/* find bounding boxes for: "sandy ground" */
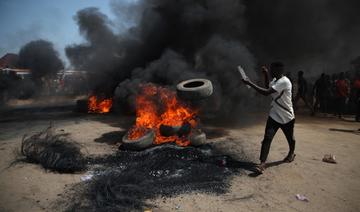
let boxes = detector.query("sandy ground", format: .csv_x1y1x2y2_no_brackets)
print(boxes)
0,102,359,212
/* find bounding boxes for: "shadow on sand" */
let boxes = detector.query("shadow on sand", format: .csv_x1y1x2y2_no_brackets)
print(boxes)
238,160,287,177
94,130,127,145
329,128,360,135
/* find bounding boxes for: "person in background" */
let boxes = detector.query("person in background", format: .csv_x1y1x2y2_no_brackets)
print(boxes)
323,74,332,113
328,73,338,114
294,70,313,113
242,62,296,174
353,71,360,122
313,73,327,114
335,72,350,118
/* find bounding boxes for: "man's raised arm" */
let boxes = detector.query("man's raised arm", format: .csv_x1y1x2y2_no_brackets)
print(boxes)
242,77,276,96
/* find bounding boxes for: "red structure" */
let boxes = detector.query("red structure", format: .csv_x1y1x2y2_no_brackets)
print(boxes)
0,53,19,69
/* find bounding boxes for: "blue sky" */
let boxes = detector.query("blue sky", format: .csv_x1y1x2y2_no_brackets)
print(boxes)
0,0,137,66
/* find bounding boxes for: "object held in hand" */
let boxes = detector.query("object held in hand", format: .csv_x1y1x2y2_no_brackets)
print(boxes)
238,66,250,88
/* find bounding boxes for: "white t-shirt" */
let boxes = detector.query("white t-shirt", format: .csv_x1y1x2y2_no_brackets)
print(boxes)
269,76,295,124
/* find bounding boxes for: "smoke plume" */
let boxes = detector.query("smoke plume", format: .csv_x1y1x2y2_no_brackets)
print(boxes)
18,39,64,84
246,0,360,73
66,0,360,118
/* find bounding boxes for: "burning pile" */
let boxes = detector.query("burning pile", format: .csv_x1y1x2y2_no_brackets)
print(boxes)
88,95,113,113
127,84,198,146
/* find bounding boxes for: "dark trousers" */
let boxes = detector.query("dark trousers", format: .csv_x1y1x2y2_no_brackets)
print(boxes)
335,97,346,116
260,117,296,162
314,95,327,113
356,99,360,122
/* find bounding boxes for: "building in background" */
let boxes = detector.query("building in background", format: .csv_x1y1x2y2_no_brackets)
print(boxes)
0,53,18,69
0,53,31,79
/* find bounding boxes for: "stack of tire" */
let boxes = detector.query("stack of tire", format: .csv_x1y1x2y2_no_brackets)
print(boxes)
122,79,213,150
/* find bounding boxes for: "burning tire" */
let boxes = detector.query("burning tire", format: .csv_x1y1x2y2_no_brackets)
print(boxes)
159,122,191,137
176,79,213,100
122,130,155,150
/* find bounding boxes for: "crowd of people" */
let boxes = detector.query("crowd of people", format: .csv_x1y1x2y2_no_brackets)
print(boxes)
290,69,360,122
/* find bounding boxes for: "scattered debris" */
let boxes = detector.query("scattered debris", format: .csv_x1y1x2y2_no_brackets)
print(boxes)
295,194,309,202
20,125,86,173
80,172,94,181
322,154,337,164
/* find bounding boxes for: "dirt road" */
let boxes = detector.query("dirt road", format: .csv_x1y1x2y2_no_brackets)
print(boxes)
0,104,359,212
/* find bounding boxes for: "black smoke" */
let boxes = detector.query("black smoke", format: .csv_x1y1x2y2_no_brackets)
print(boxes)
66,0,255,117
18,39,64,86
66,0,360,117
246,0,360,73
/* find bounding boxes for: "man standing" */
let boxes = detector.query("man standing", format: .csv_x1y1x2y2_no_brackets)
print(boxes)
242,62,296,173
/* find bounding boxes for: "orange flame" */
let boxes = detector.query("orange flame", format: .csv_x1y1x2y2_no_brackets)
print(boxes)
88,95,113,113
128,84,198,146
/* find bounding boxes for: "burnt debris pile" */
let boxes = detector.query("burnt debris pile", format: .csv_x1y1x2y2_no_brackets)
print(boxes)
70,144,243,211
19,127,251,211
20,126,86,173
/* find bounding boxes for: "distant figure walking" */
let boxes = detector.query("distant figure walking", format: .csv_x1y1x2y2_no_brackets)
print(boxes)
335,72,350,118
294,71,313,113
313,73,328,113
354,72,360,122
